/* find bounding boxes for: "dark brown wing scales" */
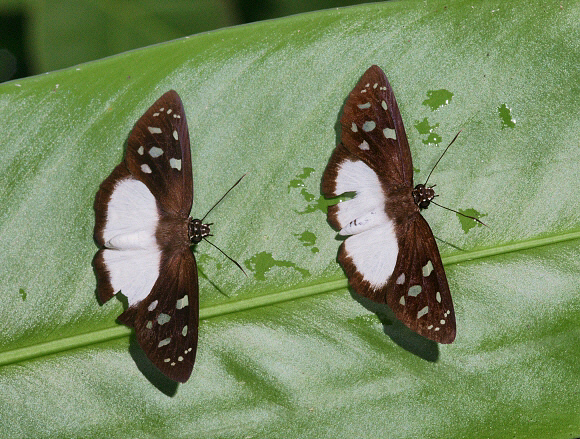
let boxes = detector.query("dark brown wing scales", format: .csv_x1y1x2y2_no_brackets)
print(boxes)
125,90,193,217
125,249,199,383
386,215,456,343
339,65,413,187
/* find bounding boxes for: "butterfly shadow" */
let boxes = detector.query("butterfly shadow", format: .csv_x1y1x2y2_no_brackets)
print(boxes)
349,291,440,363
127,333,179,396
93,287,180,395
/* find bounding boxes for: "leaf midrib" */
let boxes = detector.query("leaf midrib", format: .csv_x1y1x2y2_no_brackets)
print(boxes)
2,230,579,368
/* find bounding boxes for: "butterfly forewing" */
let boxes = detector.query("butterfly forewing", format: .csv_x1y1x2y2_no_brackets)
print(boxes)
338,65,413,186
94,90,201,381
125,90,193,217
322,65,456,344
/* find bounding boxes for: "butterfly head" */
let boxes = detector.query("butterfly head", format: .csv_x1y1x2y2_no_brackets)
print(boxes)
412,184,436,210
188,218,211,244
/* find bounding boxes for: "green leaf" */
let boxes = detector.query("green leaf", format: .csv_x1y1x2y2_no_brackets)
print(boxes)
1,1,579,437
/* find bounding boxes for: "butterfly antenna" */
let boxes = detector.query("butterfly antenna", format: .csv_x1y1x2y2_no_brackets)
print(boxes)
431,200,488,227
201,173,247,222
203,238,248,277
424,130,462,186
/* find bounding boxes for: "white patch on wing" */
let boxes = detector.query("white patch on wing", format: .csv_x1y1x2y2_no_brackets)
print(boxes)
343,223,398,288
333,159,387,230
102,248,160,305
339,210,384,235
102,178,161,305
332,160,397,288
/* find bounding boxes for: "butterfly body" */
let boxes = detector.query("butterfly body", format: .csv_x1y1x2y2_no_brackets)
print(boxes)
322,66,456,344
94,90,203,382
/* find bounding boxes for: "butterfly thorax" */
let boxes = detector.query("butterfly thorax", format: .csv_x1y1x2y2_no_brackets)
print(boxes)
412,184,435,210
188,218,211,244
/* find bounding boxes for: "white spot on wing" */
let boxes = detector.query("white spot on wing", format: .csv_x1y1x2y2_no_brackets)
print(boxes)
417,306,429,319
396,273,405,285
381,100,388,111
158,337,171,347
408,285,422,297
423,260,434,277
176,295,189,309
157,313,171,325
173,130,178,140
102,179,160,305
357,102,371,109
436,292,442,303
362,121,376,132
170,158,182,170
137,146,144,155
148,300,158,311
399,296,405,306
383,128,397,139
358,141,370,150
351,122,358,132
141,164,152,174
167,109,172,114
148,127,162,134
149,147,163,158
153,112,159,117
182,325,188,336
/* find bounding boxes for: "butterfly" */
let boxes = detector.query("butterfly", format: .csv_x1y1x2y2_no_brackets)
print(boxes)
321,65,456,343
93,90,205,382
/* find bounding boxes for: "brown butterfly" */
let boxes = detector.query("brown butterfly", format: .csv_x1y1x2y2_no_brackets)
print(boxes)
322,66,456,343
94,90,204,382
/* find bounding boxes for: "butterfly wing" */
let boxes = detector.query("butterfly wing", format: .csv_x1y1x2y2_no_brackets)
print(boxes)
322,65,415,295
386,215,456,343
93,163,161,305
94,90,200,380
322,66,455,343
125,90,193,218
119,247,199,382
335,64,413,186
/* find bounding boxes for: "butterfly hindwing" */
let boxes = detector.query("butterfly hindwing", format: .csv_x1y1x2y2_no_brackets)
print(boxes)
387,215,456,343
125,90,193,217
120,248,199,383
